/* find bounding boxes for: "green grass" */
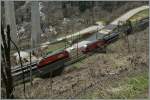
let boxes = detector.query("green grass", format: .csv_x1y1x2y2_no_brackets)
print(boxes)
80,71,148,99
130,9,149,21
46,41,69,53
111,72,148,99
129,9,149,27
98,18,110,24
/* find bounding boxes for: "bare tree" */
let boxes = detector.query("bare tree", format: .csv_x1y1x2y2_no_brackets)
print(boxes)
1,25,14,98
118,21,131,54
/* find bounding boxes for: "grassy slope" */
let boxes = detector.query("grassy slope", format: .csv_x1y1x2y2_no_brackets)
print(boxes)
11,7,149,99
110,72,148,99
83,71,148,99
12,27,148,99
80,27,149,99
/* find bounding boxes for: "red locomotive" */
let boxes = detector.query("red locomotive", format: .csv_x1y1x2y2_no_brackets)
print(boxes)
36,50,70,75
36,32,119,75
81,40,106,53
37,50,70,69
81,32,119,53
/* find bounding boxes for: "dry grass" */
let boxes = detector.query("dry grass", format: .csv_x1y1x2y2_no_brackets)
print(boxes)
11,25,149,99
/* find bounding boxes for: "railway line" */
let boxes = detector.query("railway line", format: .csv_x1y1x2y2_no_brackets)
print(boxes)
11,5,149,85
67,5,149,51
12,54,89,85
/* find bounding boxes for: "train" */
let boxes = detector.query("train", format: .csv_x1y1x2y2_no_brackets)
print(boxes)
80,40,106,53
37,50,70,75
36,31,119,75
81,32,119,53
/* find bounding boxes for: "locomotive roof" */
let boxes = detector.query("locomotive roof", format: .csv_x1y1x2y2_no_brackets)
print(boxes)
45,48,65,58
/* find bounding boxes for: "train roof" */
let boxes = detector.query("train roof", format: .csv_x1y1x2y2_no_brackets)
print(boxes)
45,48,65,58
98,29,112,34
98,24,117,35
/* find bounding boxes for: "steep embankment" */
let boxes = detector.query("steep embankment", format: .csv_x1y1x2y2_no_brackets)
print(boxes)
13,26,148,99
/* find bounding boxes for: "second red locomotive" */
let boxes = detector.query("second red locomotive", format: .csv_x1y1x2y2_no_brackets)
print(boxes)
81,40,106,53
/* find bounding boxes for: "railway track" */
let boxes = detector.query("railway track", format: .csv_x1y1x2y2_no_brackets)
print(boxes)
12,53,89,85
11,6,149,85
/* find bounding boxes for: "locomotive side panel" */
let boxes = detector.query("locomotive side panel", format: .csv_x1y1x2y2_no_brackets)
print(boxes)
82,40,106,53
103,32,119,44
37,51,69,68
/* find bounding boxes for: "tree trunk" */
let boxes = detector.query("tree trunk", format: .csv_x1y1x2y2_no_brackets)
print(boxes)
1,25,14,98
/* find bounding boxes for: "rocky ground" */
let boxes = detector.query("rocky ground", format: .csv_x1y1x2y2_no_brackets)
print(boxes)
12,27,149,99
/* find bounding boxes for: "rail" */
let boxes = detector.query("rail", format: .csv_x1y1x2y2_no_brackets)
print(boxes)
11,6,149,85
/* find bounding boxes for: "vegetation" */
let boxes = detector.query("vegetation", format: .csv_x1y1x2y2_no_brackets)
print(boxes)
82,71,148,99
79,26,148,99
12,26,148,99
111,72,148,99
1,1,149,99
130,9,149,21
46,41,66,53
1,25,14,98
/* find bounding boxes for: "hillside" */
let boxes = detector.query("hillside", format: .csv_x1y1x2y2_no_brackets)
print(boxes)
1,1,149,99
12,25,149,98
